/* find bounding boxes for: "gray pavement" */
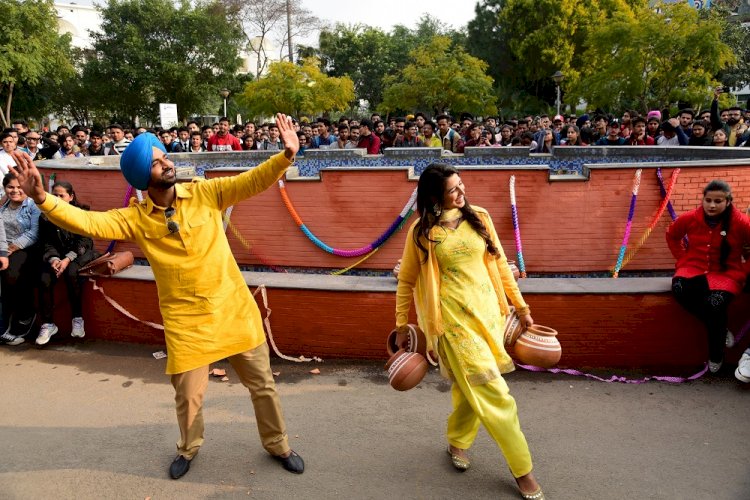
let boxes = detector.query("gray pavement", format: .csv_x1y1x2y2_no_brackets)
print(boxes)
0,340,748,500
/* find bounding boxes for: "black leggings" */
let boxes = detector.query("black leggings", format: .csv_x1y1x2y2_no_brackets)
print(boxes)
672,275,734,363
1,247,40,324
39,260,85,323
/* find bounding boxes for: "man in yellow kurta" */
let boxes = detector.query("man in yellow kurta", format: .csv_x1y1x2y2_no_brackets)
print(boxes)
10,114,304,480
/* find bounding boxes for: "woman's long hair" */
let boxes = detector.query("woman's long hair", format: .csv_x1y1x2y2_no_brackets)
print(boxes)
703,179,733,270
52,181,89,210
413,163,498,262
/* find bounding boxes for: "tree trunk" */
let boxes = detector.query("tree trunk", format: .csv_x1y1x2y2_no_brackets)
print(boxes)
0,82,13,128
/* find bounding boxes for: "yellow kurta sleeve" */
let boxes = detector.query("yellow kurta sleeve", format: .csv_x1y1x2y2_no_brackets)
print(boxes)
37,194,137,242
197,152,293,210
395,222,421,328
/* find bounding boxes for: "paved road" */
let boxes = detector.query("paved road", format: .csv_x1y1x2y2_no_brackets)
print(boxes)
1,341,748,500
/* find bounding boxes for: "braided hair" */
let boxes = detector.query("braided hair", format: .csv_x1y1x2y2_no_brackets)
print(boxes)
703,180,733,271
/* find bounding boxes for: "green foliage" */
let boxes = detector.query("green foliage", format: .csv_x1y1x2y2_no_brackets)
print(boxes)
84,0,244,123
318,15,463,111
239,58,354,117
380,36,497,116
713,7,750,90
0,0,74,126
572,3,735,111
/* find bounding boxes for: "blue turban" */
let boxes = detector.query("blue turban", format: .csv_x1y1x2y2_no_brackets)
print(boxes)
120,133,166,190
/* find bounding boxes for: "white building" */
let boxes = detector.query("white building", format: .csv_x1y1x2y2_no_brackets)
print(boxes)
55,2,101,50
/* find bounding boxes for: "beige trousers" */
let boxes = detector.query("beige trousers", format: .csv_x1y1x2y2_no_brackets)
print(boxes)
170,342,289,459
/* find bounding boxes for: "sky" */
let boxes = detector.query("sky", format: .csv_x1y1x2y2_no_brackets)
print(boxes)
71,1,479,34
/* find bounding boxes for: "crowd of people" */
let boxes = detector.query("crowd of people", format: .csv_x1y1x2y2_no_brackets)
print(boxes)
2,89,749,168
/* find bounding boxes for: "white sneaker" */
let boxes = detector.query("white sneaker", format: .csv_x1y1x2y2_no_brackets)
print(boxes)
35,323,58,346
708,360,723,374
0,331,23,346
735,350,750,383
725,330,735,348
71,317,85,338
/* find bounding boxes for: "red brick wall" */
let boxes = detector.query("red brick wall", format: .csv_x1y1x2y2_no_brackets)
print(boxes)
76,276,750,370
40,163,750,273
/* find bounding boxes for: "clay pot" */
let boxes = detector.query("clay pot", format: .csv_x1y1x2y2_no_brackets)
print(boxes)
387,324,428,358
513,324,562,368
385,349,428,391
503,306,524,348
393,259,401,279
508,260,520,280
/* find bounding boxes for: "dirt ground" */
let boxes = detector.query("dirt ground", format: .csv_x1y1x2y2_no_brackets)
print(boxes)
1,340,748,500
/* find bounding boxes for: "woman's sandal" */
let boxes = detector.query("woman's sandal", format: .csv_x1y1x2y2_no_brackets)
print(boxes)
518,487,545,500
446,446,470,472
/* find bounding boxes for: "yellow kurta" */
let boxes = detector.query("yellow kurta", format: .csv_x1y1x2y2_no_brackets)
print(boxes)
434,221,513,385
36,152,292,374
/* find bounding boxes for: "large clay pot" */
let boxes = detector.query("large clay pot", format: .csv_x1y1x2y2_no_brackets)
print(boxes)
503,306,524,348
385,349,428,391
513,324,562,368
387,324,428,358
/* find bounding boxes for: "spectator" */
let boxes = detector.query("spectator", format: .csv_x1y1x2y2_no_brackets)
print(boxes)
23,131,56,160
356,119,381,154
591,114,609,143
620,110,634,138
657,119,689,146
712,129,728,147
243,122,256,138
420,121,442,148
241,134,257,151
207,117,242,152
201,125,214,149
575,114,591,130
172,127,191,153
646,116,661,141
627,117,655,145
12,120,29,136
330,124,350,149
0,132,18,174
464,123,492,148
710,87,747,146
86,131,111,156
435,115,463,153
159,130,177,152
72,126,89,153
688,120,711,146
373,120,385,141
53,133,84,159
595,120,627,145
258,124,283,151
667,180,750,373
186,121,200,135
414,112,426,132
188,131,206,152
107,124,131,155
699,110,712,124
0,172,40,345
346,125,360,149
496,125,514,147
532,128,556,152
394,121,424,147
311,118,336,149
297,132,308,154
560,125,586,146
678,109,694,137
35,181,96,345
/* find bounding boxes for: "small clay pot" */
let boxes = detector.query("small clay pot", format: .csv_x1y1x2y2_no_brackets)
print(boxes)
385,349,428,391
513,324,562,368
508,260,521,280
503,306,524,348
393,259,401,279
387,324,428,358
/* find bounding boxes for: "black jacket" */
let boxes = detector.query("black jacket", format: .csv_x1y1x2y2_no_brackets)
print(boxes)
39,213,96,265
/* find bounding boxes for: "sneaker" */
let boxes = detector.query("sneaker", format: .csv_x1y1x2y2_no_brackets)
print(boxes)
35,323,58,346
735,350,750,383
71,317,85,338
0,331,23,346
709,360,723,374
725,330,735,348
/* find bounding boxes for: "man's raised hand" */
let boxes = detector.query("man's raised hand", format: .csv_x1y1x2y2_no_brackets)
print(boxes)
276,113,300,160
8,151,46,204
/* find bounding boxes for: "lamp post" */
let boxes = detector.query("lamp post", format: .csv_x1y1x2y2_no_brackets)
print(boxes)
220,88,230,118
552,71,564,116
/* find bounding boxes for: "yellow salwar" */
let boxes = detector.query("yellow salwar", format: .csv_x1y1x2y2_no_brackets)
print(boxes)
399,212,533,478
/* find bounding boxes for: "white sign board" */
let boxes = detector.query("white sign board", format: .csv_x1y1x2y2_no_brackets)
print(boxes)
159,103,179,128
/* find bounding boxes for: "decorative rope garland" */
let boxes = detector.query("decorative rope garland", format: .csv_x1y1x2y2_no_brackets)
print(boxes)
612,169,642,278
620,168,680,271
516,362,707,384
657,167,688,248
278,180,418,257
509,176,528,278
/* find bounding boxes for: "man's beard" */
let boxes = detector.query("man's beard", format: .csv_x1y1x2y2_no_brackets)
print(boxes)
151,176,176,190
727,118,739,126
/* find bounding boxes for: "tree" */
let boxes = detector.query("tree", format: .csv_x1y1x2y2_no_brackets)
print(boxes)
226,0,323,78
0,0,74,127
715,7,750,90
571,3,735,111
380,36,497,116
239,57,354,117
86,0,244,123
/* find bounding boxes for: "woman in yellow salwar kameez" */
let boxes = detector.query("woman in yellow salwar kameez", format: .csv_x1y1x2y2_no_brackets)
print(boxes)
395,164,545,500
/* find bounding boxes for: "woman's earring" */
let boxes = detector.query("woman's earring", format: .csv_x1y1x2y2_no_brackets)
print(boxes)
433,203,442,216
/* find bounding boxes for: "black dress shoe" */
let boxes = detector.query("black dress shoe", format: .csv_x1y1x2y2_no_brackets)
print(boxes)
169,455,191,479
273,450,304,474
